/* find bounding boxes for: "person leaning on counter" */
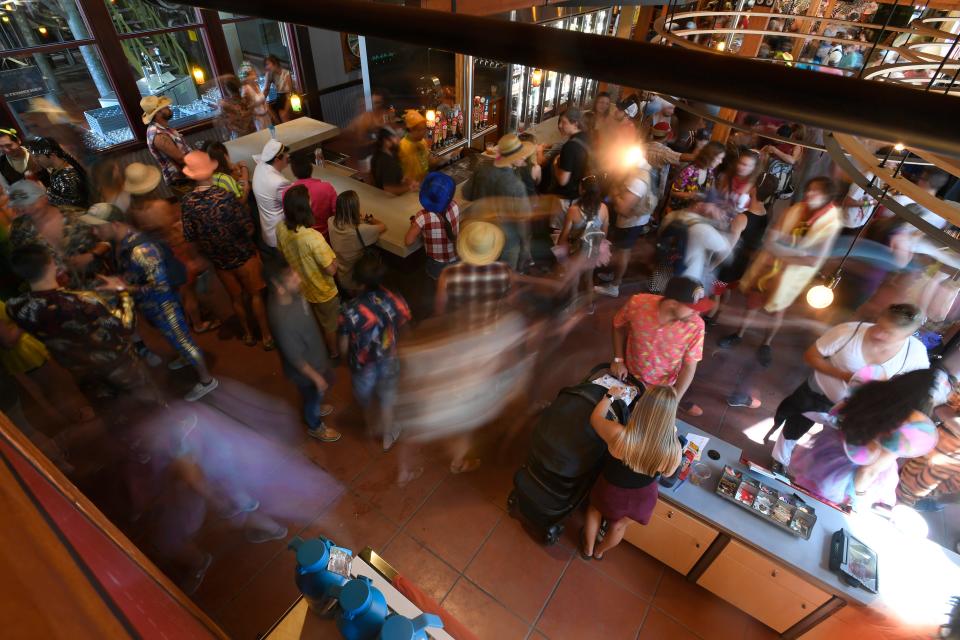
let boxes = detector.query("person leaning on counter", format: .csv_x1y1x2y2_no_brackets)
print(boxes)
397,110,441,187
371,126,413,196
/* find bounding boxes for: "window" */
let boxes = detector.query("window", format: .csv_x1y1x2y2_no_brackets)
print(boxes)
0,0,92,50
121,29,218,127
105,0,198,34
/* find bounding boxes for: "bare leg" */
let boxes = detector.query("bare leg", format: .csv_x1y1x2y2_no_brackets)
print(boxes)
180,283,203,330
593,516,629,558
228,291,253,338
323,328,340,359
610,249,629,287
583,504,604,557
737,307,760,338
762,309,786,346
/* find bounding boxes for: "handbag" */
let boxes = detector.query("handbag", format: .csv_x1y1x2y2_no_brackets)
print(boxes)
355,224,381,265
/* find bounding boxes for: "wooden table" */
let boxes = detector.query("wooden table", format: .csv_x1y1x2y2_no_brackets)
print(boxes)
225,117,340,167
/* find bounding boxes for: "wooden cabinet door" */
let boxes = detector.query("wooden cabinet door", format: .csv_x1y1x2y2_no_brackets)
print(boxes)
697,540,831,632
623,501,718,574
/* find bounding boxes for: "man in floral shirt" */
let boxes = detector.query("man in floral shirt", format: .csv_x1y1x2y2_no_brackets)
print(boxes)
610,276,708,415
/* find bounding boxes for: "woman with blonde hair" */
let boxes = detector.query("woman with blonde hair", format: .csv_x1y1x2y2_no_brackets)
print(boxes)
581,385,683,559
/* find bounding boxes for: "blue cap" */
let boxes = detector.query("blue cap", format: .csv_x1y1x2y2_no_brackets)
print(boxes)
419,172,455,213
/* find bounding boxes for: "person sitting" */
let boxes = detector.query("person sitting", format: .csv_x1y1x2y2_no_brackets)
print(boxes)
790,368,942,510
581,385,683,559
290,153,337,238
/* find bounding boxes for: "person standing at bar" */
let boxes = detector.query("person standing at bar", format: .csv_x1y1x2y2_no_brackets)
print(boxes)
550,107,591,232
251,139,291,257
262,55,294,123
142,96,193,197
370,126,410,195
769,303,929,472
397,110,431,187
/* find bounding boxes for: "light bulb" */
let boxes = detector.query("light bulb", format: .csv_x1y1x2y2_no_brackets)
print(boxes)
37,26,47,35
289,93,302,112
623,145,645,168
716,41,726,52
191,66,205,85
806,284,834,309
894,142,905,151
425,109,436,127
531,69,543,88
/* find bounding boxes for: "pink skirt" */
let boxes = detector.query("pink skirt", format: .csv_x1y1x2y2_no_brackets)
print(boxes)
590,475,660,524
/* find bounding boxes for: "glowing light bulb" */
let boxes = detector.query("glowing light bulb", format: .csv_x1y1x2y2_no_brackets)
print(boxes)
531,69,543,88
894,142,905,151
425,109,436,127
716,41,726,52
191,66,205,85
624,145,645,168
37,26,47,35
289,93,302,112
1,15,9,22
806,284,834,309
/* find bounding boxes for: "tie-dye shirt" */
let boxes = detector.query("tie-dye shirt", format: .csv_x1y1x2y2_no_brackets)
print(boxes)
613,293,704,386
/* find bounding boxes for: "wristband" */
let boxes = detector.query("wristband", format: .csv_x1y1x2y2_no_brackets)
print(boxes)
613,357,623,364
605,393,617,402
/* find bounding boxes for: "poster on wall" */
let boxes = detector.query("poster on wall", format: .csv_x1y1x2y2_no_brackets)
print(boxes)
0,66,48,103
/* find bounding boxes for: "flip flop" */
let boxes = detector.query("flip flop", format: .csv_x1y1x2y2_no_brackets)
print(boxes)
579,527,593,561
242,333,257,347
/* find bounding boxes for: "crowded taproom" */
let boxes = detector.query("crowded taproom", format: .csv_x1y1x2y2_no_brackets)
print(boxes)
3,0,960,638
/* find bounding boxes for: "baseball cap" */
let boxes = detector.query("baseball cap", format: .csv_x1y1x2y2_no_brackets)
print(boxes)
6,179,47,209
664,276,714,313
79,202,123,226
254,139,285,164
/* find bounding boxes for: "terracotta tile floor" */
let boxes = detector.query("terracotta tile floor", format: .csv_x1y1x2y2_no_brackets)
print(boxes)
43,263,953,639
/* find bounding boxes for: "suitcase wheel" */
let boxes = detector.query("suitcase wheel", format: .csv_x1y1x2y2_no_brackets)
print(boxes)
506,490,519,515
545,524,563,546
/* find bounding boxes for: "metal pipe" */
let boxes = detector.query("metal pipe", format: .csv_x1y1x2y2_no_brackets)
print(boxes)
182,0,960,156
464,54,474,145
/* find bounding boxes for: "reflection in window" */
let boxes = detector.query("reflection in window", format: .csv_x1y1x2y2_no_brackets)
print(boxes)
3,47,134,150
106,0,198,34
0,0,91,50
221,18,290,75
123,29,218,128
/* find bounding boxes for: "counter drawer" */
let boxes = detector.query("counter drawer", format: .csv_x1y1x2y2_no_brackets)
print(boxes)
623,501,718,574
697,540,831,632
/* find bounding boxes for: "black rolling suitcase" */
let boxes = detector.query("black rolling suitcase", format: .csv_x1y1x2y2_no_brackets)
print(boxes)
508,364,637,545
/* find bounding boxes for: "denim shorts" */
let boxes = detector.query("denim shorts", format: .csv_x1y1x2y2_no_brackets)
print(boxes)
351,358,400,406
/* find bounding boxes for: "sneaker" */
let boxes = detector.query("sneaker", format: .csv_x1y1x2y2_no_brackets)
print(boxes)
219,498,260,519
245,523,288,544
757,344,773,368
168,356,189,371
594,284,620,298
319,404,334,417
727,393,762,409
184,378,219,402
717,333,742,349
307,424,342,442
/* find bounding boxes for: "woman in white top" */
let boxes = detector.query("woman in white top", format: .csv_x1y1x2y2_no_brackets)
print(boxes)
240,63,272,131
770,303,930,469
262,55,294,123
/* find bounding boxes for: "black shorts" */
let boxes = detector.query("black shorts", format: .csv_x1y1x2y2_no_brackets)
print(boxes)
610,225,648,250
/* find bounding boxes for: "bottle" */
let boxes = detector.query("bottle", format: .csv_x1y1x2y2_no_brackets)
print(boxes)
446,110,454,140
268,123,277,139
331,576,390,640
379,613,444,640
314,147,325,167
482,97,489,127
438,112,446,147
288,536,352,617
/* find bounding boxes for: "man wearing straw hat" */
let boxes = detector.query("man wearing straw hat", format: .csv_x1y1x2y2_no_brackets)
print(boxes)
462,133,535,271
142,96,193,196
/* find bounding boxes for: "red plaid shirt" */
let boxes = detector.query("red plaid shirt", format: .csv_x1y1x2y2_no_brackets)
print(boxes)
613,293,704,386
443,261,512,325
415,201,460,263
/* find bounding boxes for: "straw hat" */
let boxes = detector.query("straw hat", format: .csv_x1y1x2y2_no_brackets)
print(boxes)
182,150,218,181
123,163,162,195
457,221,505,267
140,95,172,125
493,133,536,168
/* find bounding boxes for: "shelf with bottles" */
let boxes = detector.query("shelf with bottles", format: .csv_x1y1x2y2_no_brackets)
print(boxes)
424,102,467,154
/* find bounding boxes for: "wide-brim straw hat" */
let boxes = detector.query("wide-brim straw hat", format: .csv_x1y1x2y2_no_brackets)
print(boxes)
457,221,505,266
493,133,536,168
123,162,162,195
141,95,172,125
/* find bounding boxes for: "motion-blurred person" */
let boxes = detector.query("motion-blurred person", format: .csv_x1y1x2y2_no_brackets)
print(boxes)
181,156,273,350
581,385,682,559
644,121,693,205
85,207,218,402
556,175,609,313
202,141,250,202
370,126,410,195
328,190,386,296
126,161,217,335
89,159,131,213
252,139,291,253
769,303,928,471
290,153,337,238
718,177,842,367
262,55,294,123
338,253,411,450
898,393,960,511
277,185,340,358
668,142,725,211
760,125,803,201
404,172,460,280
267,268,341,443
217,75,256,139
610,276,709,417
26,137,89,210
6,244,157,406
550,107,591,232
463,133,536,271
0,127,44,186
435,221,511,327
239,62,272,131
595,175,657,299
398,110,432,185
142,96,193,196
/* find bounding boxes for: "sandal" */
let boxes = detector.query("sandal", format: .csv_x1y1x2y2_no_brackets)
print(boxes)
262,338,276,351
192,319,222,334
450,458,482,474
241,333,257,347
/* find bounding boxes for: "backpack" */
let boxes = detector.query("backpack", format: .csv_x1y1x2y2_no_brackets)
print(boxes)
655,221,690,277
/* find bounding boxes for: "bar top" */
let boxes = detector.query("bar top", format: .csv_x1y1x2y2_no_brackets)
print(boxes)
226,117,340,167
669,421,960,621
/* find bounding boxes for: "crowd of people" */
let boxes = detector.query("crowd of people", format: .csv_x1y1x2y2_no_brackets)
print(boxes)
2,74,960,589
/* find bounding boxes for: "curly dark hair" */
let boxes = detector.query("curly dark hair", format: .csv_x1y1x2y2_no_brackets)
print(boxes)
838,369,937,446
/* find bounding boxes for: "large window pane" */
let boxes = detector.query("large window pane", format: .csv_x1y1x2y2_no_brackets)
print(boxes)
0,0,91,51
221,18,291,76
106,0,198,35
2,46,134,149
123,29,218,127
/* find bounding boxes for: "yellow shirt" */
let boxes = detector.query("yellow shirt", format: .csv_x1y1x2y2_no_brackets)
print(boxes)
0,300,48,375
276,225,338,303
398,136,429,183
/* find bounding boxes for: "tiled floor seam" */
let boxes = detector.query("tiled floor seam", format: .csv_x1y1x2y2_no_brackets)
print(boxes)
528,553,574,636
582,557,663,603
646,604,712,640
634,601,651,640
